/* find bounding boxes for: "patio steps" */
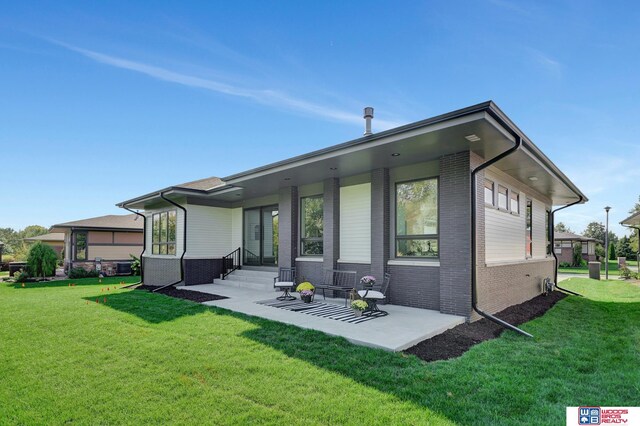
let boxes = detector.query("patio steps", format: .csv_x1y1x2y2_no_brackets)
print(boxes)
214,268,278,291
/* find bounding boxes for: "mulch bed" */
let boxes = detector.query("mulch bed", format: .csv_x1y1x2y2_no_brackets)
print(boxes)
137,285,228,303
404,291,567,362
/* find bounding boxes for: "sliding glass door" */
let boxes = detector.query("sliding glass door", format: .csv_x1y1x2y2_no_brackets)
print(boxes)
243,206,278,266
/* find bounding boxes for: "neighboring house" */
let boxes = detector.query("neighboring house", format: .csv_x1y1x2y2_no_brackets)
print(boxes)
117,101,586,320
553,231,598,264
23,232,66,258
50,214,144,275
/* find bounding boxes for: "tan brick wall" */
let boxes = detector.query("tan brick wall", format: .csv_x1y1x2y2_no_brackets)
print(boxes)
88,231,113,244
114,232,143,244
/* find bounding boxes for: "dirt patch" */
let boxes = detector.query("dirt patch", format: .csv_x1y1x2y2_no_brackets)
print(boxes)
137,285,228,303
404,291,567,362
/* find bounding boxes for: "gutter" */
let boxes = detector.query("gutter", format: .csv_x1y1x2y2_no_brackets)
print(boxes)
120,206,146,289
471,131,533,338
152,192,187,293
550,200,584,296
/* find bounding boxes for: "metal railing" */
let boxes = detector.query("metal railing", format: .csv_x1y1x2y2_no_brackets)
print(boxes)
221,247,241,280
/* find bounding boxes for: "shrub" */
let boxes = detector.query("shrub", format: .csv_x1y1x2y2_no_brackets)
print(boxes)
559,262,571,268
620,266,632,280
68,268,99,279
130,254,141,276
609,242,616,261
26,242,57,279
572,243,583,267
14,269,29,282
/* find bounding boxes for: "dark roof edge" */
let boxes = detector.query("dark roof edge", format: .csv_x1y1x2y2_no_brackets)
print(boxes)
116,187,206,208
222,101,494,181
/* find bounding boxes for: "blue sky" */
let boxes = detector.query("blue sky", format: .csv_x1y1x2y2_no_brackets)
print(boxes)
1,1,639,236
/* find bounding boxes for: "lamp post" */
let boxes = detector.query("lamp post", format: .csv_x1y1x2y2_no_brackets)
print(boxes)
605,206,611,280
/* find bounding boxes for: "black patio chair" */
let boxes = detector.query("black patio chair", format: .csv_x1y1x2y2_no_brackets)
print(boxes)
273,267,296,301
357,272,391,317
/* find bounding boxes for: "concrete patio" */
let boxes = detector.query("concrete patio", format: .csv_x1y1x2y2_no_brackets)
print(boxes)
182,282,465,352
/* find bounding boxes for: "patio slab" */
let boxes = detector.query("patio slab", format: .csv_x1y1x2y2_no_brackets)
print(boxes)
182,283,465,352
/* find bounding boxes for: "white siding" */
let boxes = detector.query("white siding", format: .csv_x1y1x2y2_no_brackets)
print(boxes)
485,207,524,261
186,205,233,258
144,206,185,258
231,208,242,251
339,183,371,263
484,170,550,263
531,199,547,259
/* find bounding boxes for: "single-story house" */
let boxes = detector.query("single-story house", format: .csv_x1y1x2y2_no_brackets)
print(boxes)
553,231,598,264
23,232,66,258
50,214,144,275
117,101,586,320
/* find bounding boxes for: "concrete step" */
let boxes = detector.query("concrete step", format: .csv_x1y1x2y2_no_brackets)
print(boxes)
213,278,273,291
232,269,278,279
219,274,274,285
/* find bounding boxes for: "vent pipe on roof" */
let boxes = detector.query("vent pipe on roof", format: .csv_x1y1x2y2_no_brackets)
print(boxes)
363,107,374,136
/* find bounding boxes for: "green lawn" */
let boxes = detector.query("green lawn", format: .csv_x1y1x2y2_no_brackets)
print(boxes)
0,271,8,278
559,259,638,275
1,277,638,425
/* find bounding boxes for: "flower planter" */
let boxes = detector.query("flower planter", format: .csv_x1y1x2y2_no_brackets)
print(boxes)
301,294,313,303
352,309,363,317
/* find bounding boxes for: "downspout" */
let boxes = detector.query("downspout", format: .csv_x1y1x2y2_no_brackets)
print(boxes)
550,199,584,296
120,206,146,289
620,223,640,274
153,192,187,293
471,134,533,337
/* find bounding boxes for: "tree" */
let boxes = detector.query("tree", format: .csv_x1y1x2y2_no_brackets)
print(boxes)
572,242,583,267
616,236,635,260
26,242,58,279
20,225,48,239
608,242,616,261
554,222,573,233
582,222,605,243
629,195,640,215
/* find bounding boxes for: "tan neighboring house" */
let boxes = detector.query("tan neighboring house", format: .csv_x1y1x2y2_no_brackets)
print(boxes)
51,214,144,275
23,232,66,258
553,231,598,264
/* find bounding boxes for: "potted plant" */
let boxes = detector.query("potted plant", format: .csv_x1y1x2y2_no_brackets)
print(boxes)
360,275,376,288
351,299,368,316
296,282,315,303
300,290,314,303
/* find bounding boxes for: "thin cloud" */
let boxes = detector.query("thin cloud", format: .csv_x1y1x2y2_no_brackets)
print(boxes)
50,40,404,130
529,49,563,77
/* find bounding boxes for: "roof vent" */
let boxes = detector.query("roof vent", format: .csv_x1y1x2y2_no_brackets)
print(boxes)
363,107,374,136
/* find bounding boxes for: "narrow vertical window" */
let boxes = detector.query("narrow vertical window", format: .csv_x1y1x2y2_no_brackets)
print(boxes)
498,185,508,210
510,192,520,214
300,196,323,255
545,209,551,255
75,232,87,261
484,179,495,206
526,199,533,257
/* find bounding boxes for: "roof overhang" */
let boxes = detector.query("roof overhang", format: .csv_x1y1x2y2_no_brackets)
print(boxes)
621,211,640,228
117,101,586,210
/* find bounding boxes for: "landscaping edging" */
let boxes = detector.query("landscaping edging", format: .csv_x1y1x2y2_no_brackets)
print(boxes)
405,291,567,362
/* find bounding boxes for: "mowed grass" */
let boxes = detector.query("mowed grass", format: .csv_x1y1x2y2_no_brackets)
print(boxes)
0,277,638,425
559,259,638,275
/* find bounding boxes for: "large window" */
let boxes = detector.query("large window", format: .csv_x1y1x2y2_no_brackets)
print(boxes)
152,210,177,255
396,178,438,258
525,198,533,257
75,232,87,261
301,196,323,255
